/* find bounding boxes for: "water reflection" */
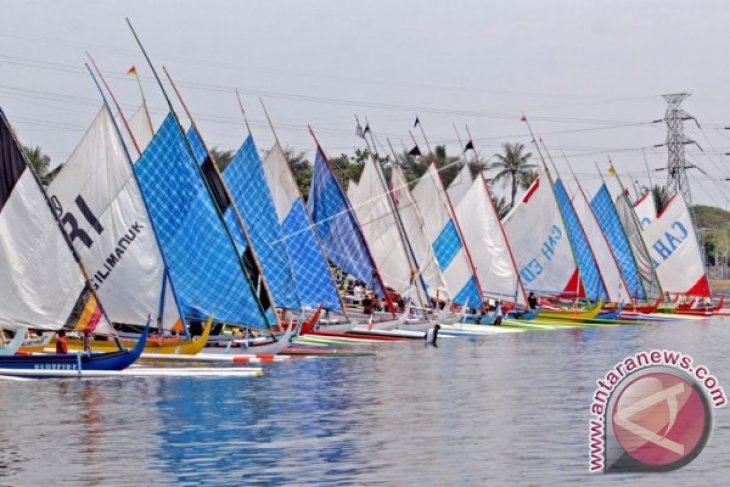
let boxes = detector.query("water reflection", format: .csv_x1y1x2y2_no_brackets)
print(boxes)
0,318,729,485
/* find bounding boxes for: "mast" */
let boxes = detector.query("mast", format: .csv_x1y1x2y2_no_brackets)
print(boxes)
308,126,397,317
84,59,188,337
414,118,486,310
126,18,277,331
357,116,430,313
465,124,530,306
522,114,586,299
0,110,121,346
609,159,664,298
258,98,350,319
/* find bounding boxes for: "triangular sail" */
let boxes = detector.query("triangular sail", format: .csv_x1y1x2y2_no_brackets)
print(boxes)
455,176,527,305
119,105,155,159
307,147,386,297
572,189,628,303
411,164,482,307
641,194,711,297
47,107,179,329
633,191,656,228
615,192,662,299
447,164,473,207
390,164,447,300
0,108,111,333
134,113,271,328
262,143,342,311
553,178,607,301
220,135,301,310
348,158,415,296
503,175,582,297
590,184,646,300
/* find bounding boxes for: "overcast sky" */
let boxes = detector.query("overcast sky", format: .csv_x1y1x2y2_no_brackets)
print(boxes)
2,0,730,207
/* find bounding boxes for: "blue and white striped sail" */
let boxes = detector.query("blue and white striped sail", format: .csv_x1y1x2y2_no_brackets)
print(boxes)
134,113,270,328
221,136,301,310
553,179,607,301
262,143,342,312
591,184,646,300
411,164,482,307
308,147,382,295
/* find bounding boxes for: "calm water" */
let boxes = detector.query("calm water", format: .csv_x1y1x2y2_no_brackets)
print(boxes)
2,318,729,486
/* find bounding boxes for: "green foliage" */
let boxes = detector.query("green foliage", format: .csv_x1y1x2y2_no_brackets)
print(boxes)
283,148,312,198
488,142,536,210
210,147,235,172
651,184,670,213
23,145,54,184
694,205,730,267
491,195,511,219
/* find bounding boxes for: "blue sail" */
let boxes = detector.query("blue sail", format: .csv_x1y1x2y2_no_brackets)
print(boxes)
135,114,270,328
553,179,607,301
591,184,646,300
307,148,382,295
221,136,301,310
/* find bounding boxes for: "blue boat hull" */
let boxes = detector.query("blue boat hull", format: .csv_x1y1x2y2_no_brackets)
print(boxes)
0,325,148,372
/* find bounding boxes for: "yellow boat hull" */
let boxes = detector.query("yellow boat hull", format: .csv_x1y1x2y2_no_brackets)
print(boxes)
44,317,213,355
537,300,604,321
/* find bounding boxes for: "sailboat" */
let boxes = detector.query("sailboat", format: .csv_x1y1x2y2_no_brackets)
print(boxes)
0,107,146,373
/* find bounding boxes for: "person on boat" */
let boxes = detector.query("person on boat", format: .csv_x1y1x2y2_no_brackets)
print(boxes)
528,292,538,310
362,294,374,315
425,324,440,345
493,300,504,326
55,330,69,354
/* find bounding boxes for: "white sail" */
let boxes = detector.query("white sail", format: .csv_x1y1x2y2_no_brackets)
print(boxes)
615,193,661,298
455,176,526,305
572,191,627,302
348,159,414,296
116,105,155,162
391,164,447,300
633,191,656,228
503,175,580,297
447,164,473,207
47,107,179,329
411,164,480,306
641,194,711,296
0,109,113,333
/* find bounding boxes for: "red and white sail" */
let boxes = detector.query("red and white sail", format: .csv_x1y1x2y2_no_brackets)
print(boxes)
48,107,179,329
633,191,656,228
503,175,581,297
641,194,711,297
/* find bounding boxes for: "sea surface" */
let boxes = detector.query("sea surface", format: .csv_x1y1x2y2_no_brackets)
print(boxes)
1,317,729,486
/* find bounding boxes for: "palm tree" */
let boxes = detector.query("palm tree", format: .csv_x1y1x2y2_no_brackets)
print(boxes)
23,145,52,184
489,142,536,209
491,195,511,219
651,184,670,213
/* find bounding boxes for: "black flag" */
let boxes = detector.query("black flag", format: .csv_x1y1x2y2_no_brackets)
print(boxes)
363,123,371,135
0,108,28,213
413,116,420,128
408,145,422,157
463,140,475,153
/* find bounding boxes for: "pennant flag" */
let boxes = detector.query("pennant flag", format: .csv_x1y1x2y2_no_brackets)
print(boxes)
408,145,422,157
127,66,137,76
135,113,271,328
463,140,474,152
608,164,616,176
520,114,527,122
0,108,113,333
414,116,420,128
355,120,366,139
